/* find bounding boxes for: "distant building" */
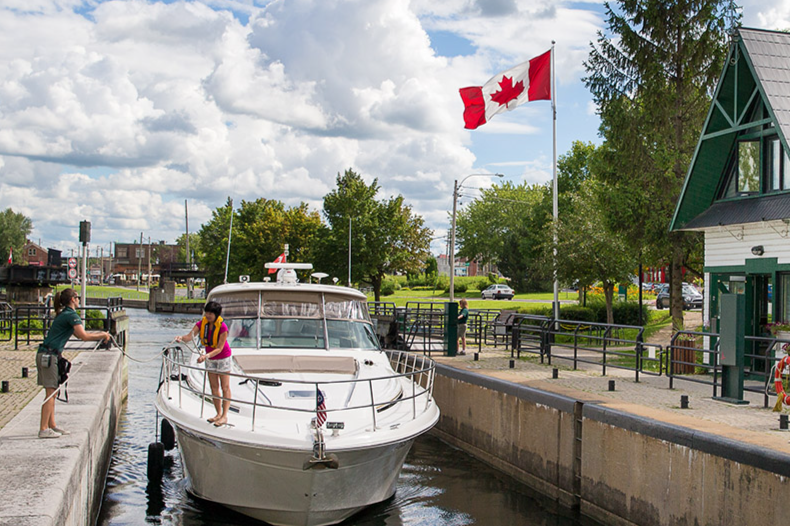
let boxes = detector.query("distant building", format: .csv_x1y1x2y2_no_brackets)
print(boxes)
23,241,48,266
437,254,498,278
112,240,179,283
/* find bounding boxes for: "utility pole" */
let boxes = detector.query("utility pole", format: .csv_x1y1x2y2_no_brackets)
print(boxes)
185,199,192,299
137,232,143,292
348,217,352,286
147,236,152,289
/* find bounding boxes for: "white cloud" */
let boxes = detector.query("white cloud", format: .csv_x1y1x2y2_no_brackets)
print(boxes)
0,0,605,254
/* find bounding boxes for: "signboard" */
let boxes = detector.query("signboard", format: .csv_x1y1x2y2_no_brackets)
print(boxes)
68,257,77,268
68,268,77,279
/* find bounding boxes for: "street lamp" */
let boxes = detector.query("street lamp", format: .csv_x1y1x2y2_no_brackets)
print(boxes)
450,173,504,302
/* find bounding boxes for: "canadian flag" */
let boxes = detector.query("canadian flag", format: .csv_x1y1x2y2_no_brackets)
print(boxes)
459,49,551,130
267,252,286,274
7,248,11,265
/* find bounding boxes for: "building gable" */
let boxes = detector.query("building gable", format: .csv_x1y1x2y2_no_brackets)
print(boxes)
671,28,790,231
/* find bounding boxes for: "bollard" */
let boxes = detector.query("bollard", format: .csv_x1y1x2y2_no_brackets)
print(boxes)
608,380,616,392
21,367,28,378
1,381,8,393
473,352,479,361
509,359,515,369
680,395,689,409
780,414,789,431
552,368,558,379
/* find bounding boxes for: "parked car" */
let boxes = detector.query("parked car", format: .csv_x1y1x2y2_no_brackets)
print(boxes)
655,283,703,310
481,284,515,300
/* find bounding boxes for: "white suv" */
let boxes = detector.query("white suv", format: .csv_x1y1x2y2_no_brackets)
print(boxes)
481,284,515,300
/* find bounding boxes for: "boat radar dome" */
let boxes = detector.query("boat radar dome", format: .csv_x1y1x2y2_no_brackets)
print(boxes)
264,262,313,285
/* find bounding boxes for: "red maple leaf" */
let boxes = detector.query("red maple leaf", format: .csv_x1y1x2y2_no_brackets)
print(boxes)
490,75,524,107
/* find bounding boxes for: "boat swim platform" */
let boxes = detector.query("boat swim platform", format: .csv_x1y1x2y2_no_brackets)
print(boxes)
433,347,790,455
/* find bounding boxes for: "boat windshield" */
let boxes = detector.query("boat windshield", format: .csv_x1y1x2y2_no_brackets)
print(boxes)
212,290,378,350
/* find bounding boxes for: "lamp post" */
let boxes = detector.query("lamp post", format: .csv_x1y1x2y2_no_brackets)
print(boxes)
450,173,504,302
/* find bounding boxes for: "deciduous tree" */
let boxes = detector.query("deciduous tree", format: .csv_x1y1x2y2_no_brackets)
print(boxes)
0,208,33,265
317,169,431,301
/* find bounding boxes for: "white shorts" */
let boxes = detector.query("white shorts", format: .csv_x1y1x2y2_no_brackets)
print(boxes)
205,357,232,373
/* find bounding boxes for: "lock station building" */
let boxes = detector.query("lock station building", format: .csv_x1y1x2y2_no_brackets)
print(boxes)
672,28,790,348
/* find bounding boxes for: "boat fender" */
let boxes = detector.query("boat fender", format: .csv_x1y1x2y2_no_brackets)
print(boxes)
774,356,790,411
161,419,176,451
147,442,165,481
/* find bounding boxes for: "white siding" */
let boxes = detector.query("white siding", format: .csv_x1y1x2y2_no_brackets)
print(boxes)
704,220,790,268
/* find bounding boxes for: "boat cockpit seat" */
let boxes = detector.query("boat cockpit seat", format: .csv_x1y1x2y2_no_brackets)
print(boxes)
234,354,358,375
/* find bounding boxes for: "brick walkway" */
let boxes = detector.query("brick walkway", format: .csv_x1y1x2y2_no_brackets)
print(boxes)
0,343,79,430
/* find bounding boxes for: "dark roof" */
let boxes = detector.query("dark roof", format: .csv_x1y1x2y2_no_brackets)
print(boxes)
682,193,790,230
740,28,790,148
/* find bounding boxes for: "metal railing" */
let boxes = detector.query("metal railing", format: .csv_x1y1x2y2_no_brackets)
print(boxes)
745,335,790,407
667,331,720,397
545,319,661,382
13,298,125,349
159,346,436,432
0,302,12,342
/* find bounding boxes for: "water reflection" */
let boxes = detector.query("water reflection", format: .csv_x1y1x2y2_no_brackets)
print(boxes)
98,309,592,525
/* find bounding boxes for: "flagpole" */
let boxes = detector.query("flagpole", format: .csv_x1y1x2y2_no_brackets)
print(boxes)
551,41,559,321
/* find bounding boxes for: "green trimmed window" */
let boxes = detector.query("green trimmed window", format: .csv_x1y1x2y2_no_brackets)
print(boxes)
720,135,790,199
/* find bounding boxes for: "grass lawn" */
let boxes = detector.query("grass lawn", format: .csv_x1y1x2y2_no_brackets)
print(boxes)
56,284,149,300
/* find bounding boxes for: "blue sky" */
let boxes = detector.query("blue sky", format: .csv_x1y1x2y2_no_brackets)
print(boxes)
0,0,784,257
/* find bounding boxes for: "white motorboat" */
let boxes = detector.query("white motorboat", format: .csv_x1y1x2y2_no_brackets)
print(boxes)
155,264,440,526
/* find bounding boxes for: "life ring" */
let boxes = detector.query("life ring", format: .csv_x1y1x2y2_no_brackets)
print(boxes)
774,356,790,410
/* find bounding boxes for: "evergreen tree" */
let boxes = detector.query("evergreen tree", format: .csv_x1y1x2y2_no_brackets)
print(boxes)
584,0,737,329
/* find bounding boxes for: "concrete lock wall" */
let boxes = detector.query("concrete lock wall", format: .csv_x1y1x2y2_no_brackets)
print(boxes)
432,364,790,526
0,349,126,526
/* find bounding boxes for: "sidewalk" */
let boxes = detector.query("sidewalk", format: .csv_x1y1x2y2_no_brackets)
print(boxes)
436,344,790,456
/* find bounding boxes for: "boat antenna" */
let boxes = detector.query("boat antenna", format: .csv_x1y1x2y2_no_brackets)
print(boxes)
224,198,234,284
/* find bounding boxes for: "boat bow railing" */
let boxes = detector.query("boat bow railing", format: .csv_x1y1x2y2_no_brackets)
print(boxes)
159,345,437,433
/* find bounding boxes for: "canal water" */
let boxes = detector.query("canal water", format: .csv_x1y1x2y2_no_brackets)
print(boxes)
98,309,594,526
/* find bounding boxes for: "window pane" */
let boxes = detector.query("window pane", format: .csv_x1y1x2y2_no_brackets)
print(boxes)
785,149,790,190
211,291,259,317
738,141,760,193
770,138,781,190
781,274,790,323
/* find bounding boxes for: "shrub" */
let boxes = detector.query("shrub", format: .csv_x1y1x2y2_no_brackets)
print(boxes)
475,278,491,292
86,309,107,330
435,275,449,291
444,282,468,294
17,318,44,336
488,273,500,284
558,305,597,322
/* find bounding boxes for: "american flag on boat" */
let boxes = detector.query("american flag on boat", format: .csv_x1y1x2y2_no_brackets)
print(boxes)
316,389,327,427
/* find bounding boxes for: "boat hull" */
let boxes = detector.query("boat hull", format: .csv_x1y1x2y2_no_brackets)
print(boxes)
174,423,415,526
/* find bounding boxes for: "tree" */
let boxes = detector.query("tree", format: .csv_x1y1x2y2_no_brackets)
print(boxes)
0,208,33,265
584,0,735,329
197,198,323,289
316,169,431,301
175,233,201,266
554,180,638,324
455,181,552,292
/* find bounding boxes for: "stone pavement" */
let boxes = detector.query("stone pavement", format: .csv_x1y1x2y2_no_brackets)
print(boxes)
0,342,79,430
436,344,790,456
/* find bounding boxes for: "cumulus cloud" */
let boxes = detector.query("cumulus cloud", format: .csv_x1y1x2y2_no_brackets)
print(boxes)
0,0,607,254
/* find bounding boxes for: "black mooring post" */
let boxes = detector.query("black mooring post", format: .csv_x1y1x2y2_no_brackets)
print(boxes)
21,367,28,378
1,381,8,393
608,380,616,391
780,414,789,430
680,395,689,409
552,368,558,379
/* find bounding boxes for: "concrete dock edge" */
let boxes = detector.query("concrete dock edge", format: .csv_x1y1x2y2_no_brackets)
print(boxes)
0,349,126,526
433,362,790,526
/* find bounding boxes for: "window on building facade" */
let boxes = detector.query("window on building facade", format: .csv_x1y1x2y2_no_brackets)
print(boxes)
117,247,127,258
766,137,790,192
136,248,144,258
28,248,36,256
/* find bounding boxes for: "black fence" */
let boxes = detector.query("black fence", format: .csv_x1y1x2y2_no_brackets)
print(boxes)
12,298,126,349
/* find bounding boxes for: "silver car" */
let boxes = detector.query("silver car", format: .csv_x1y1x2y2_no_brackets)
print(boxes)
481,284,515,300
